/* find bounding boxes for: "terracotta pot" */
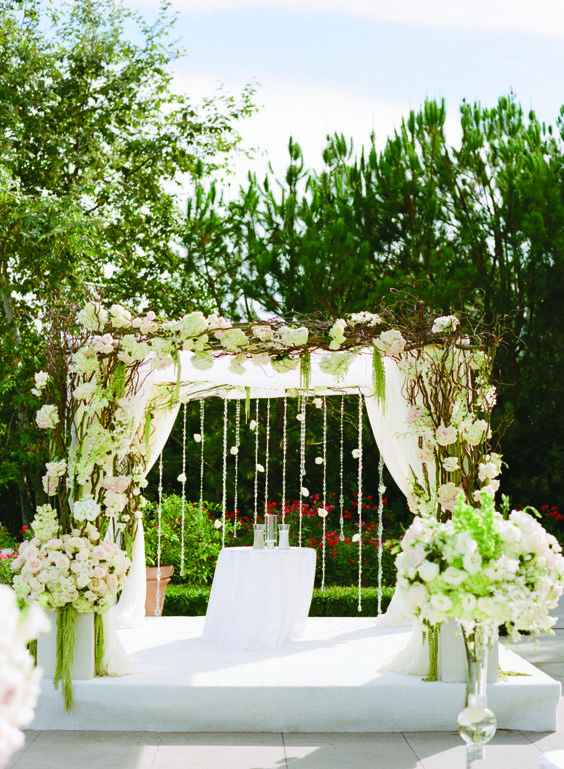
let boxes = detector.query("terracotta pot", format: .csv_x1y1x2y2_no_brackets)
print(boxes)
145,565,174,617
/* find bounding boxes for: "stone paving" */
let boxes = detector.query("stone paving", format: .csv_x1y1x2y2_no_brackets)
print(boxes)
7,619,564,769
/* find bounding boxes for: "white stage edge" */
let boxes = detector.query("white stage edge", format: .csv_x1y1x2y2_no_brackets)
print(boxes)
31,617,561,733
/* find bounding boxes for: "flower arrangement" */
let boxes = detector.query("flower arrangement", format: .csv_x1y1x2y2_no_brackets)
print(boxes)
0,585,49,769
11,506,130,614
396,494,564,635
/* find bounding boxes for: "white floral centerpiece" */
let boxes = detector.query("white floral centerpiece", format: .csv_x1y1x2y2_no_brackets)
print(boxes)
396,493,564,635
11,505,130,709
11,506,130,615
0,585,49,768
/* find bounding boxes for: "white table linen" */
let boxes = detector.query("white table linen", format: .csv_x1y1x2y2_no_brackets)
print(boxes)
202,546,316,650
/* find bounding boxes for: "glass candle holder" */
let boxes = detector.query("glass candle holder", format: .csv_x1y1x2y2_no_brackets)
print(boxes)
278,523,290,550
253,524,265,550
265,514,278,548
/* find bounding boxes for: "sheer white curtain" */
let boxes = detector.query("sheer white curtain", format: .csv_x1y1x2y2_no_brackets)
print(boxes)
363,356,436,629
112,392,181,628
101,348,431,672
101,376,180,674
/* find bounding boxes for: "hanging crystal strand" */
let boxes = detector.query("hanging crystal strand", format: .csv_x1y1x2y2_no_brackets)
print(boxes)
357,394,363,613
264,398,271,516
221,397,228,548
155,451,164,616
321,395,327,591
377,454,385,616
282,394,287,524
253,399,259,524
179,402,187,577
339,394,345,541
233,399,240,538
199,399,205,518
298,394,307,546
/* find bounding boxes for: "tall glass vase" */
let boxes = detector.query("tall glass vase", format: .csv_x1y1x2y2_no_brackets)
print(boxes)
457,620,497,767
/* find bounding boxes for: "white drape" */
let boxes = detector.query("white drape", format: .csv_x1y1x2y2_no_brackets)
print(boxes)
106,349,426,663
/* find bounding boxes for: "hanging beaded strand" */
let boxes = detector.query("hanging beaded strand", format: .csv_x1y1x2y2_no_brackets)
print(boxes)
298,394,307,546
199,399,205,518
264,398,271,517
356,394,364,613
321,395,328,591
179,402,187,577
377,454,386,616
339,394,345,541
253,399,259,524
155,451,164,616
282,394,287,524
221,397,228,548
233,399,241,538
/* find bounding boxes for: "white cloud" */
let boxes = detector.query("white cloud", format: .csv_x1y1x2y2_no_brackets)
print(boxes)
134,0,564,40
175,70,462,193
177,72,407,177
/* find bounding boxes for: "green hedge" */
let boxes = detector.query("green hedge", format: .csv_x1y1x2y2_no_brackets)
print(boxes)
163,583,394,618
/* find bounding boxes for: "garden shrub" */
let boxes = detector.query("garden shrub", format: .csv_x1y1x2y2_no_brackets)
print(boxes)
162,584,394,618
143,496,222,584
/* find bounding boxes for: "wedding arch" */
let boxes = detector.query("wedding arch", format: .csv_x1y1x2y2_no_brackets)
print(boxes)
12,301,500,702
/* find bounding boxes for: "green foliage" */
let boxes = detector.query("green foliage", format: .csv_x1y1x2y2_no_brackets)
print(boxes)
308,586,394,617
0,0,255,525
0,525,16,550
182,93,564,510
0,554,15,586
163,584,211,616
162,584,394,617
143,496,222,585
453,494,501,562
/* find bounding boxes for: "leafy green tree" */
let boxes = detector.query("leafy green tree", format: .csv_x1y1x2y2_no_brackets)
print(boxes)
0,0,255,527
181,94,564,509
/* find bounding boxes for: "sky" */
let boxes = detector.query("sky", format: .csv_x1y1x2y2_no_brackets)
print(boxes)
128,0,564,188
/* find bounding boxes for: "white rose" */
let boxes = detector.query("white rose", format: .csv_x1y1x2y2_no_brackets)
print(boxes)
407,543,427,568
430,593,453,612
463,549,482,575
442,566,468,587
418,559,440,582
460,593,477,613
405,583,428,609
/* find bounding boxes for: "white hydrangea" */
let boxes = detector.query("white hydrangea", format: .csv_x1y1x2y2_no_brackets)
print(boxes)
191,352,214,371
251,325,273,342
35,405,59,430
277,326,309,347
221,328,249,353
132,310,158,335
109,304,132,329
328,318,347,350
72,496,100,523
77,302,108,332
172,311,208,340
72,381,98,401
31,371,49,396
374,329,406,358
348,311,384,327
431,315,460,334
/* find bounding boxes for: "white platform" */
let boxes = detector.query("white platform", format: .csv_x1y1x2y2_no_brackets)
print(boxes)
31,616,561,733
